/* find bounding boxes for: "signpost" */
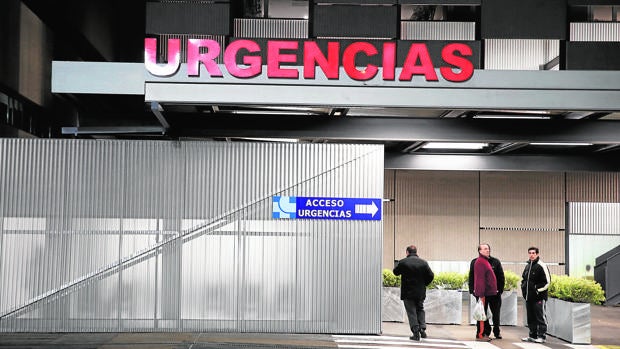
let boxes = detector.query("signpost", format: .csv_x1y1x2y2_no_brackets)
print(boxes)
273,196,382,220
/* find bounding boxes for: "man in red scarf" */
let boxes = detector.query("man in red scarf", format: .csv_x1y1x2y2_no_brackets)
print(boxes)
472,243,499,342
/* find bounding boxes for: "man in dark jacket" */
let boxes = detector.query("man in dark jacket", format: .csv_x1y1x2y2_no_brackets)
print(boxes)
521,246,551,343
468,243,505,340
393,245,434,341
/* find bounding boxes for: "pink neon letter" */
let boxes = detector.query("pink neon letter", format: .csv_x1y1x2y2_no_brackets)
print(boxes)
399,43,438,81
224,40,262,78
440,43,474,82
382,42,396,81
267,41,299,79
187,39,223,77
303,41,339,79
144,38,181,77
342,42,378,81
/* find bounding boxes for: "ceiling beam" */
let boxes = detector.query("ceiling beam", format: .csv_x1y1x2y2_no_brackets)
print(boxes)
384,154,620,172
62,126,166,135
167,114,620,144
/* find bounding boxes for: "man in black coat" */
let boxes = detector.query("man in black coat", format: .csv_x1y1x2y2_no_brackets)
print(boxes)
521,246,551,343
394,245,434,341
468,243,505,339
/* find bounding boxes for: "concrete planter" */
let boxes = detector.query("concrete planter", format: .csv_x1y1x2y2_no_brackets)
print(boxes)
468,291,518,326
382,287,406,322
546,297,591,344
424,289,462,324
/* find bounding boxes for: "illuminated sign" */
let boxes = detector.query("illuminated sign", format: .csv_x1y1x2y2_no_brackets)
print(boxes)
145,38,474,82
272,196,382,220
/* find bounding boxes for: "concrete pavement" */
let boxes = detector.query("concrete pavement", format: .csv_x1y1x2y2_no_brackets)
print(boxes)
0,304,618,348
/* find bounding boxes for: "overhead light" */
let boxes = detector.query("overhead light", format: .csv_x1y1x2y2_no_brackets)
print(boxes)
530,142,592,146
243,138,299,143
229,110,315,116
422,142,488,150
474,115,551,119
494,109,552,115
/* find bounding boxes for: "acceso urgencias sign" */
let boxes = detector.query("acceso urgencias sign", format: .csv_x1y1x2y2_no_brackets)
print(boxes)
272,196,382,220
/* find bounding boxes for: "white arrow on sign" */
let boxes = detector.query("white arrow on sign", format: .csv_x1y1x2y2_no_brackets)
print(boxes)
355,201,378,217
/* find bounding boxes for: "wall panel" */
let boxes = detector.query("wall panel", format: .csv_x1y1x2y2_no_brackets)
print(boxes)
394,170,479,265
479,229,565,276
234,18,308,38
571,22,620,42
480,172,564,230
400,21,475,40
383,170,396,268
566,42,620,70
485,39,559,70
566,172,620,202
313,4,398,38
481,0,566,39
146,2,230,35
0,139,383,333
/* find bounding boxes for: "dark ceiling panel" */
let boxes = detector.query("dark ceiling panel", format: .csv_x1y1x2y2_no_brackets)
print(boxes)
481,0,567,39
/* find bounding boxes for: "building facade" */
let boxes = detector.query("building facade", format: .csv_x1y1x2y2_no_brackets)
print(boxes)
1,0,620,332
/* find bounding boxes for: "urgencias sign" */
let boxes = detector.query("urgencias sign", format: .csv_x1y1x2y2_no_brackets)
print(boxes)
145,38,474,82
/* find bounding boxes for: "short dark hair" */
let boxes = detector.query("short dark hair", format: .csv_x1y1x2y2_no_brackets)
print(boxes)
528,246,539,254
478,243,490,252
406,245,417,254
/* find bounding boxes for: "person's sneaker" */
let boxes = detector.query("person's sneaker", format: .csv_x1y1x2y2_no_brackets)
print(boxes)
534,337,546,343
420,330,427,338
476,336,492,342
410,333,420,341
521,337,535,342
494,335,502,339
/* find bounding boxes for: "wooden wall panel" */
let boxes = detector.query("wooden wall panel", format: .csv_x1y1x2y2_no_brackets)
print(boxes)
480,229,565,276
480,172,565,230
567,172,620,202
383,170,620,275
391,170,479,265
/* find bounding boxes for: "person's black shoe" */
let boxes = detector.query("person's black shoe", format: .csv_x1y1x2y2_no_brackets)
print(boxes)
410,333,420,341
420,330,427,338
494,335,502,339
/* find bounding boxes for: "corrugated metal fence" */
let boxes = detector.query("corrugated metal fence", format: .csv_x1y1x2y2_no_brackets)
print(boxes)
0,139,384,333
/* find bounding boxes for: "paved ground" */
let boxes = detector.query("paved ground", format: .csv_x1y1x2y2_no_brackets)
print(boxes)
383,302,620,349
0,304,618,349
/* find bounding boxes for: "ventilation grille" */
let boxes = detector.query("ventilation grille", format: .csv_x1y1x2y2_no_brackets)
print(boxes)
157,34,226,63
234,18,308,39
400,21,475,40
485,39,560,70
570,22,620,42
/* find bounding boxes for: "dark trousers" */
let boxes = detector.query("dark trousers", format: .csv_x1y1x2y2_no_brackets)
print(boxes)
476,295,502,338
403,298,426,335
525,299,547,339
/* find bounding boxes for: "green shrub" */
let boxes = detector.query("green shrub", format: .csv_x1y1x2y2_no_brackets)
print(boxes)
548,274,605,305
382,269,401,287
504,270,520,291
428,272,467,290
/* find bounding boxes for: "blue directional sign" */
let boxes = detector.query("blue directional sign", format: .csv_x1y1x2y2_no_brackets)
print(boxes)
272,196,382,220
